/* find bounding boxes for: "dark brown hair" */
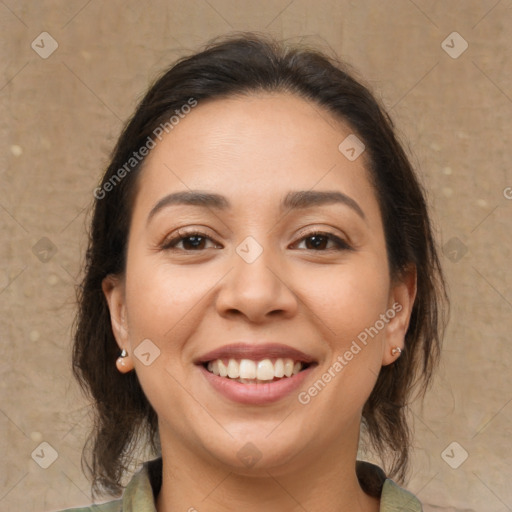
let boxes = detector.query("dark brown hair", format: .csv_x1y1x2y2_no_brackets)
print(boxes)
72,31,448,497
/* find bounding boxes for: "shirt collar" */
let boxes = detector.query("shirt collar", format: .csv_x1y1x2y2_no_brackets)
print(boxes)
121,457,421,511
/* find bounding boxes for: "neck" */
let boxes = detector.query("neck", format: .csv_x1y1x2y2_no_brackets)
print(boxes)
155,424,380,512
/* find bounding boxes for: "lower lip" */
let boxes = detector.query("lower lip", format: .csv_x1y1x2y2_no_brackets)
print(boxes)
198,364,315,405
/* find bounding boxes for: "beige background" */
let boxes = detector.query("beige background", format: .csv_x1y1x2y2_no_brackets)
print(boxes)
1,1,511,511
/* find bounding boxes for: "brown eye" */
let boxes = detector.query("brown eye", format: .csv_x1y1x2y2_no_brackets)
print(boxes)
161,231,220,251
295,231,352,251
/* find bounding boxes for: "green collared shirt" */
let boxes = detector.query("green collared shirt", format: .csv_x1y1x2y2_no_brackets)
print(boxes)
58,458,422,512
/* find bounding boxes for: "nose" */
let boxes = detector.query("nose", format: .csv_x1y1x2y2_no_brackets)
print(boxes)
215,239,298,323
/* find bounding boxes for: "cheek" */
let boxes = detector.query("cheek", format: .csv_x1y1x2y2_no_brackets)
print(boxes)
299,258,390,407
300,258,390,341
124,257,216,341
122,258,209,424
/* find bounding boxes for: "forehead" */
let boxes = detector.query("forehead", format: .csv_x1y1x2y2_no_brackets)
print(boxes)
133,92,379,221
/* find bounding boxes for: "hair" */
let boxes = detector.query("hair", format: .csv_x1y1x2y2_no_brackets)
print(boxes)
72,31,449,497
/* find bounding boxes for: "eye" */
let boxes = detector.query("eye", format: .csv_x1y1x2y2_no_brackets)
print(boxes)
293,230,352,251
160,229,221,251
160,228,352,252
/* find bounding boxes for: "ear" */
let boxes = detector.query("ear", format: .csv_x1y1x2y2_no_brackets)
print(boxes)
381,265,417,366
102,274,134,373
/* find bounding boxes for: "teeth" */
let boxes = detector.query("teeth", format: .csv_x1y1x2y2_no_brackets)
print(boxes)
284,359,294,377
274,358,285,378
208,360,218,375
207,357,305,381
218,359,228,377
227,359,239,378
257,359,274,380
239,359,257,379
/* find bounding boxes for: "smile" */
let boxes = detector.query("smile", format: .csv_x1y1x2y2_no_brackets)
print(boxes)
195,342,317,404
205,357,311,383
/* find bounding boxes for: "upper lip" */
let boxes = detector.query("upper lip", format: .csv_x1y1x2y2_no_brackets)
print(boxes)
195,343,317,365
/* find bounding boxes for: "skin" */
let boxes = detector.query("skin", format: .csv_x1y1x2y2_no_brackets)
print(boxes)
103,92,416,512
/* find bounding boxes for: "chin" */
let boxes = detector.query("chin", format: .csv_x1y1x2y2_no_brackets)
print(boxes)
199,430,306,475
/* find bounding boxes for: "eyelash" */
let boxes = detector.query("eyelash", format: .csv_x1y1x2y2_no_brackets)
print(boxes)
160,228,352,252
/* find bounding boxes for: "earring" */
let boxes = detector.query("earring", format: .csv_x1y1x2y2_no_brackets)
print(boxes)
391,346,402,357
117,349,128,367
116,348,133,373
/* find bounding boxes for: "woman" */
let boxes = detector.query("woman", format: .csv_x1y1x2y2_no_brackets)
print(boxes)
63,32,448,512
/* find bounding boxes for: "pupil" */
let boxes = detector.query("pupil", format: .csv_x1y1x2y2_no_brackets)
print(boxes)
185,236,203,249
307,235,326,250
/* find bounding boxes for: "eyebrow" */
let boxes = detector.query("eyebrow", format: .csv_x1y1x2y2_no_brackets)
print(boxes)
146,189,366,225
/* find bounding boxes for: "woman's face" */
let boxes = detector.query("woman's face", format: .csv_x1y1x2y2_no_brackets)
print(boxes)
104,92,415,475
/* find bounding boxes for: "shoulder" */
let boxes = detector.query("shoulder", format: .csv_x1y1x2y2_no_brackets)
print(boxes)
53,457,161,512
54,499,122,512
356,460,422,512
380,478,423,511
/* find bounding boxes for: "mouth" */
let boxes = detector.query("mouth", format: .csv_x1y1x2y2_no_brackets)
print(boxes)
202,357,314,384
194,342,318,404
